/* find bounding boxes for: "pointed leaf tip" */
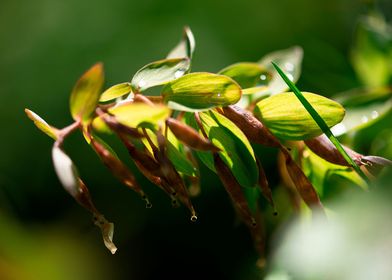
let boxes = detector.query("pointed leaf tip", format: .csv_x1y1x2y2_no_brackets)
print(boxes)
70,62,104,123
25,108,58,140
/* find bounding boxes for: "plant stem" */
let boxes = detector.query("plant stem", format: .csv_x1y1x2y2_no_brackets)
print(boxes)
272,62,370,184
55,120,81,147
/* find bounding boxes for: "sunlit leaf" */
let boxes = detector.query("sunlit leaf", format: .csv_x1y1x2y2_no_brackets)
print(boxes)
92,103,170,133
167,26,195,59
25,109,58,140
255,46,303,97
254,92,345,140
131,58,190,92
351,13,392,87
185,111,258,188
70,63,104,123
163,72,242,112
99,83,132,102
218,62,271,89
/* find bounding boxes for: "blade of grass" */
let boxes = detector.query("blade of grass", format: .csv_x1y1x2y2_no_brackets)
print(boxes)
272,62,370,184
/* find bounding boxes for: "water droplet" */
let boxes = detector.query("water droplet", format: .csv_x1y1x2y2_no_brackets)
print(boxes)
361,116,369,123
260,74,267,81
190,215,198,222
174,69,185,78
286,73,294,81
285,62,294,72
371,110,379,119
138,79,146,88
217,93,222,97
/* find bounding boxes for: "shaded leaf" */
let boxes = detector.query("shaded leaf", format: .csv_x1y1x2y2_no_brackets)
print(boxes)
351,13,392,87
131,58,190,92
185,111,258,188
25,109,58,140
70,63,104,123
99,83,132,102
219,62,270,89
254,92,345,140
167,26,195,59
163,72,242,112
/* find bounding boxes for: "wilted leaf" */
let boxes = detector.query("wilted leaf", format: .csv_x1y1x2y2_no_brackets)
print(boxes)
254,92,345,140
25,109,58,140
99,83,132,102
185,111,258,188
131,58,190,92
92,103,170,133
162,72,242,112
70,63,104,123
167,26,195,59
219,62,270,89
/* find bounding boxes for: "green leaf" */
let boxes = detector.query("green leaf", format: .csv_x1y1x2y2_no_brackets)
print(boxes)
351,14,392,87
272,62,370,184
99,83,132,102
185,111,258,188
131,58,190,92
162,72,242,112
92,103,170,133
254,92,345,140
255,46,303,96
167,26,195,59
25,109,58,140
218,62,270,89
70,63,104,123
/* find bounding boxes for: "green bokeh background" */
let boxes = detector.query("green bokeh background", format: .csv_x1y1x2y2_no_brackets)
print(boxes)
0,0,390,279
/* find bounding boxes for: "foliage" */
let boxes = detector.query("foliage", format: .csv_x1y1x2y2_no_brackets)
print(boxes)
25,23,392,266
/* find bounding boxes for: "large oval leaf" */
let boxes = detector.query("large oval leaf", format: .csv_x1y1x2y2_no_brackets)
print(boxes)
162,72,242,112
92,103,170,133
70,63,104,123
99,83,132,102
167,26,195,60
218,62,270,89
131,58,190,92
254,92,345,140
185,111,258,188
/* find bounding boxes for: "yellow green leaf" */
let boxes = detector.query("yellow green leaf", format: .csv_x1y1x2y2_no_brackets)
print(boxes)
99,83,132,102
162,72,242,112
25,108,58,140
131,58,190,92
254,92,345,140
92,103,170,133
69,63,104,123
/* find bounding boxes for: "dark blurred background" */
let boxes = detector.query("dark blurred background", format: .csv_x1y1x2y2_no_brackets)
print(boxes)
1,0,391,279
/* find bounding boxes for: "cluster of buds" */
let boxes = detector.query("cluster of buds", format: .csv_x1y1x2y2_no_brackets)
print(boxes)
25,27,391,262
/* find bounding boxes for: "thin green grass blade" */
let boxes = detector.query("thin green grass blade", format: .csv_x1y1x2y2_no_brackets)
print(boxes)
272,62,370,184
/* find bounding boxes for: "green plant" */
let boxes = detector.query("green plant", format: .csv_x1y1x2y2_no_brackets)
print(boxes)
25,26,391,264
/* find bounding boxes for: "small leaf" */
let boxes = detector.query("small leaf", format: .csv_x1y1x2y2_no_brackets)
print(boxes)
254,92,345,140
52,146,80,198
92,103,170,133
131,58,190,92
70,63,104,123
25,109,58,140
219,62,270,89
162,72,242,112
255,46,303,97
167,26,195,59
99,83,132,102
